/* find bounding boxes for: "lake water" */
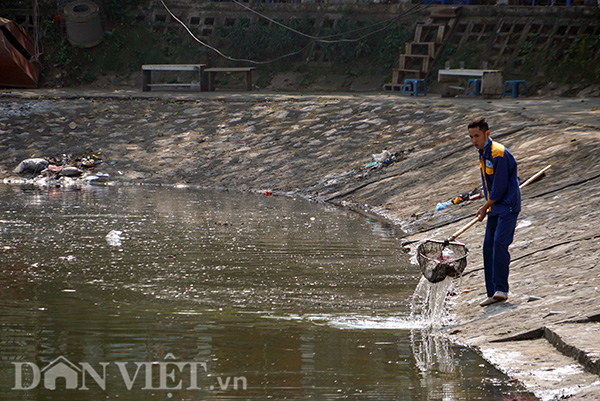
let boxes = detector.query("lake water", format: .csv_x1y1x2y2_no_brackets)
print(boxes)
0,185,533,400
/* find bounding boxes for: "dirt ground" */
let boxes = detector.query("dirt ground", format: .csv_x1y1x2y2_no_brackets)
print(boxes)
1,88,599,400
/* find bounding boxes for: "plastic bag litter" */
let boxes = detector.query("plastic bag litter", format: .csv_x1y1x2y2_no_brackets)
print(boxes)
13,158,49,174
371,150,391,163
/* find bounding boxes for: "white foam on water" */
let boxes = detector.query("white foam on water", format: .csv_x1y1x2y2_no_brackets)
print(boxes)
261,313,431,330
263,314,304,321
173,310,203,316
260,273,459,331
306,314,431,330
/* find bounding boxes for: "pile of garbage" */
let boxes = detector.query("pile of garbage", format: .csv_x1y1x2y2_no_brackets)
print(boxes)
7,153,110,187
435,187,482,211
362,148,412,170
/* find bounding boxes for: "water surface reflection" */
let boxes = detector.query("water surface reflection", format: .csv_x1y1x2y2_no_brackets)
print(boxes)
0,185,532,400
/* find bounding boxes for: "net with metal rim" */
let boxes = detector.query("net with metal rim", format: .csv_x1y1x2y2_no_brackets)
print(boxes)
417,240,468,283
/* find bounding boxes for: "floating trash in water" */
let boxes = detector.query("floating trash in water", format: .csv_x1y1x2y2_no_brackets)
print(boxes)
105,230,123,247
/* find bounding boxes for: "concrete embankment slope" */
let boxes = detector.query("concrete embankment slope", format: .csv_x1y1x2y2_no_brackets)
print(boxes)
1,89,599,399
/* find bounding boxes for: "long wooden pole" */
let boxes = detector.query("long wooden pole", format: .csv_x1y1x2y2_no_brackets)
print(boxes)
446,164,552,243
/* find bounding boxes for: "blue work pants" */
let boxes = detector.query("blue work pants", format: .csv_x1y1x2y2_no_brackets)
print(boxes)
483,212,519,298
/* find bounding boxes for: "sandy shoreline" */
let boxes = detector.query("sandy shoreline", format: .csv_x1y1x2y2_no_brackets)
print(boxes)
2,88,599,400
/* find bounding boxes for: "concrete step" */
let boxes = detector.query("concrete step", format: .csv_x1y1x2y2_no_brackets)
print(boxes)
545,323,600,376
480,336,600,400
398,55,431,73
405,42,436,57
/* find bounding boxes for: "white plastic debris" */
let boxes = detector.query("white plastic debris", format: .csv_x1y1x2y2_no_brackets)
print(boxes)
441,247,456,259
105,230,123,247
371,150,391,163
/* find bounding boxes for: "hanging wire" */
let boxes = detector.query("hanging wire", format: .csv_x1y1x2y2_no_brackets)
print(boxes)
231,0,430,44
159,0,431,65
159,0,313,64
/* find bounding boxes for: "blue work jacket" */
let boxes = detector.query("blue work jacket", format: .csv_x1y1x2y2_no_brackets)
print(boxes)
479,138,521,216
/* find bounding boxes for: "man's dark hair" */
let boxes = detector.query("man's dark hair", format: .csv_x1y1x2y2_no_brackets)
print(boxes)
468,117,489,132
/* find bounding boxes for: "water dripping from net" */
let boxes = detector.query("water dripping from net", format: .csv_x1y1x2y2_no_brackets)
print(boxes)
407,275,463,387
409,275,461,329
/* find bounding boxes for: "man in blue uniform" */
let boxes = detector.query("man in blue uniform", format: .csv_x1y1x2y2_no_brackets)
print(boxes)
468,117,521,307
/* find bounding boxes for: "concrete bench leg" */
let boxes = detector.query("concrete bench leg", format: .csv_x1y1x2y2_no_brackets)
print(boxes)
142,70,152,92
208,72,215,91
245,70,253,91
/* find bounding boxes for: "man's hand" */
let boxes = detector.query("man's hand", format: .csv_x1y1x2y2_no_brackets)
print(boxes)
476,205,488,222
476,199,495,222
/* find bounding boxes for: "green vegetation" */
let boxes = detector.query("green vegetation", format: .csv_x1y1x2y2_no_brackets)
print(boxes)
511,33,600,87
514,36,537,74
215,16,412,82
434,32,599,91
104,0,137,24
436,41,486,70
33,5,599,91
38,8,411,88
545,34,600,84
41,18,203,87
215,17,312,65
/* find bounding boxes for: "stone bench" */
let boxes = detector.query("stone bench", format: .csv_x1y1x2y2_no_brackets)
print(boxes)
141,64,206,92
203,67,255,91
438,69,504,97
